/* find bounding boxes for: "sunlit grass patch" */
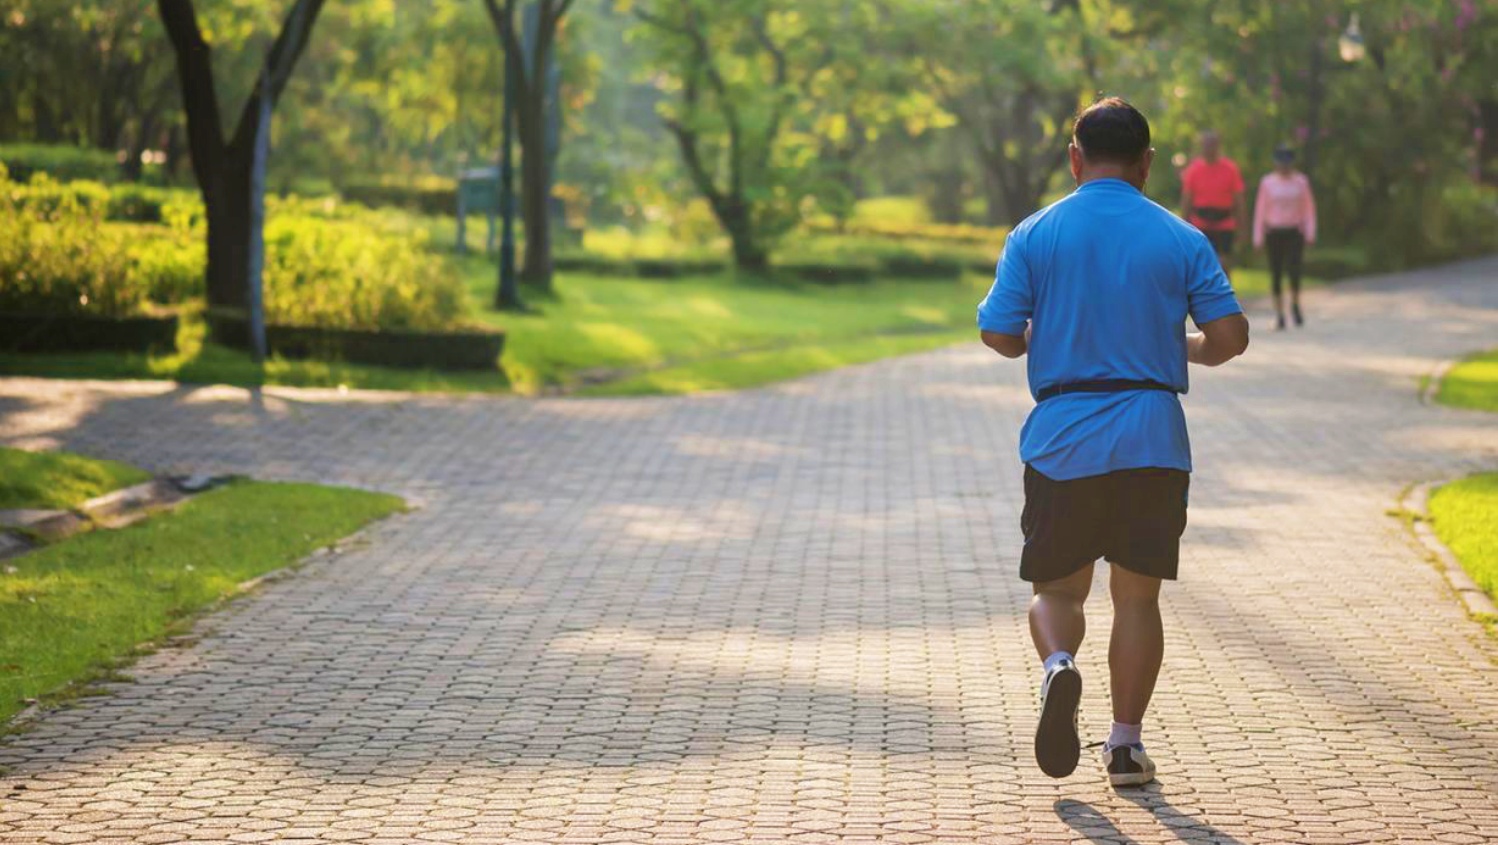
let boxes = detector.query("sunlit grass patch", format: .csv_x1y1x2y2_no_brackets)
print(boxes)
575,329,970,396
1429,473,1498,600
0,447,151,511
1437,348,1498,412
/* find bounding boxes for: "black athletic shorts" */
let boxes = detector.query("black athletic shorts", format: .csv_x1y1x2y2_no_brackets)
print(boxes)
1020,465,1190,583
1202,229,1235,255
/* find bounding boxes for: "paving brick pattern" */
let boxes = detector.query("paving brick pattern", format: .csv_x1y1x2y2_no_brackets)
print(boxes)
1,259,1497,843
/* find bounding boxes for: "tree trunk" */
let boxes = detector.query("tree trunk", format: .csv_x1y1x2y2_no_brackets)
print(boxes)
980,156,1043,228
203,155,253,309
33,93,60,143
165,125,187,181
122,112,158,183
926,167,967,225
1303,38,1325,181
158,0,326,315
721,200,767,271
518,103,553,288
981,165,1007,226
1479,99,1498,186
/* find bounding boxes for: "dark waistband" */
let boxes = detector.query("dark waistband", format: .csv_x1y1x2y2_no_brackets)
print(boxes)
1036,379,1179,402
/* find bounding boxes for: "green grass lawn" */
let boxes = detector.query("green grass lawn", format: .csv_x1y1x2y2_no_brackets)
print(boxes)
0,479,402,724
1429,473,1498,602
0,447,151,510
1436,348,1498,411
467,259,992,394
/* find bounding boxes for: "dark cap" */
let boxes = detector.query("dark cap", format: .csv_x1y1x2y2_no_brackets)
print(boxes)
1273,144,1296,163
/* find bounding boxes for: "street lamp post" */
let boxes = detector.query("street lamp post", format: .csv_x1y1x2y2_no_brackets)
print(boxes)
495,0,522,311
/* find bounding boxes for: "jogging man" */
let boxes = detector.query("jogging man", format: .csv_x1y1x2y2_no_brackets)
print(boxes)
976,98,1250,787
1180,130,1246,278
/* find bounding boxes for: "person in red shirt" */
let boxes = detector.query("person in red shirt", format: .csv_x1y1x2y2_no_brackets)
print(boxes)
1179,131,1246,278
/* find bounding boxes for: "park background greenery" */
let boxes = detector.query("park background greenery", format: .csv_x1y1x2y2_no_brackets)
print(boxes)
2,0,1497,395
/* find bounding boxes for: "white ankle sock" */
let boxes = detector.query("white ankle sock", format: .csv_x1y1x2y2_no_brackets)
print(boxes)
1107,721,1142,750
1042,651,1074,675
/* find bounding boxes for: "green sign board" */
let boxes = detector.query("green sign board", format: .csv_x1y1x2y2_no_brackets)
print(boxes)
458,168,501,214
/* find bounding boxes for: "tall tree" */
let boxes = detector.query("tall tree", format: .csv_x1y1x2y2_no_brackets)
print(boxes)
631,1,807,269
156,0,326,311
482,0,576,291
884,0,1108,226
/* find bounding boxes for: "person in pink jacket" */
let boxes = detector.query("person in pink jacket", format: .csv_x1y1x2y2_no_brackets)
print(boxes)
1253,145,1318,329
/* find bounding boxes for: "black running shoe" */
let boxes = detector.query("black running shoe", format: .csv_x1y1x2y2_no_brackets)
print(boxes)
1035,658,1082,778
1103,743,1157,788
1292,303,1304,326
1275,312,1286,331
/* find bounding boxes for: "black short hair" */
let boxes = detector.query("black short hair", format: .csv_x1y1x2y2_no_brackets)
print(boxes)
1072,97,1151,165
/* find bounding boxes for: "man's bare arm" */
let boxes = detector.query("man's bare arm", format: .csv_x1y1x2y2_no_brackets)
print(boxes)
1187,313,1250,366
981,328,1028,359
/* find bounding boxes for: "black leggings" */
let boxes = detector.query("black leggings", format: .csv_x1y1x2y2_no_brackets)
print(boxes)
1265,228,1305,298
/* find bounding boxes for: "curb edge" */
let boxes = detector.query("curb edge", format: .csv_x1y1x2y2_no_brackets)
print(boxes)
1401,480,1498,618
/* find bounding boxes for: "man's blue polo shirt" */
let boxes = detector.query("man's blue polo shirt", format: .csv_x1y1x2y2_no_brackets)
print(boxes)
977,178,1242,481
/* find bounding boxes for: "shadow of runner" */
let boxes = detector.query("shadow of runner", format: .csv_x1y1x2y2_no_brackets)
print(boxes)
1057,798,1143,844
1057,793,1249,845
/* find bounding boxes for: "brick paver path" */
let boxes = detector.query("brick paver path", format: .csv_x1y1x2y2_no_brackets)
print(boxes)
2,260,1497,844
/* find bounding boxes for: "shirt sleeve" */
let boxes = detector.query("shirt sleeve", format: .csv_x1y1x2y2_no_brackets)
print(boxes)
1301,174,1318,243
977,229,1033,336
1230,161,1245,195
1187,234,1243,326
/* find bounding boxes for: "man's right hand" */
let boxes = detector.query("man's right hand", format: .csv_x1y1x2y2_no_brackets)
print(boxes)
1187,313,1250,366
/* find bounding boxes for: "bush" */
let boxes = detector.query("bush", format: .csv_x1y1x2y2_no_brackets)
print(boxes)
127,228,204,304
5,177,194,224
774,257,880,285
0,172,149,317
0,170,468,332
805,215,1008,246
852,196,932,226
0,144,121,183
106,184,182,223
553,249,635,276
1302,245,1370,280
341,177,457,217
635,257,726,278
261,215,469,331
785,234,994,282
1425,182,1498,263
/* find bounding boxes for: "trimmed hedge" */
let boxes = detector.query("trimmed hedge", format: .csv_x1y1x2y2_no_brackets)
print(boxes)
776,259,880,285
0,311,178,353
1302,246,1371,280
341,179,457,217
806,217,1008,246
0,144,121,184
207,309,504,371
636,257,726,278
8,178,190,223
879,253,968,280
551,252,726,279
